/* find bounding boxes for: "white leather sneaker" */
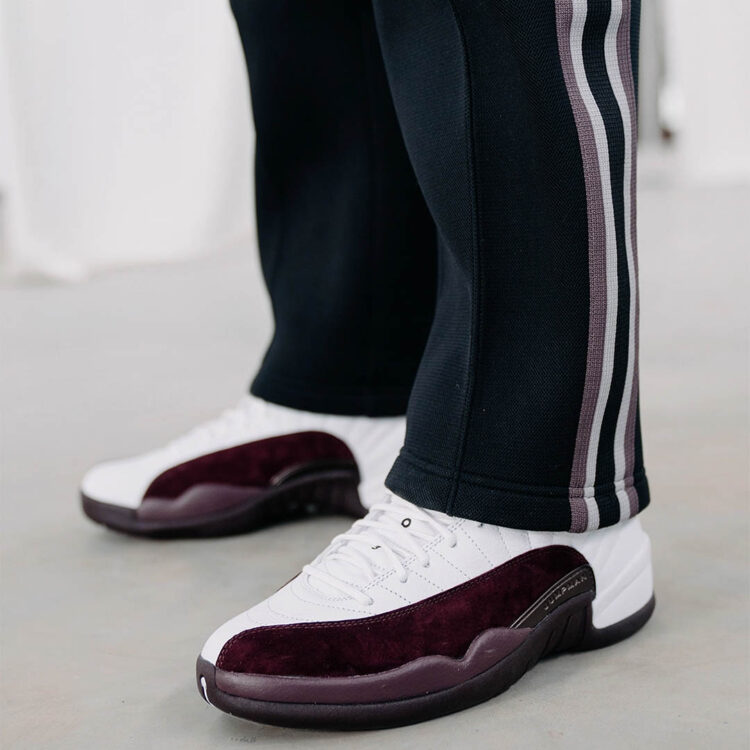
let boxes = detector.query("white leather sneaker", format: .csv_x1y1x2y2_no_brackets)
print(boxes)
80,395,405,537
197,493,654,729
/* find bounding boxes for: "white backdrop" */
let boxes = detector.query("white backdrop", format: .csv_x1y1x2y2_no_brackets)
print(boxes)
663,0,750,184
0,0,253,280
0,0,747,281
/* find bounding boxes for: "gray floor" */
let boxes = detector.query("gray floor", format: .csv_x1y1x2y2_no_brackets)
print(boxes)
1,184,748,749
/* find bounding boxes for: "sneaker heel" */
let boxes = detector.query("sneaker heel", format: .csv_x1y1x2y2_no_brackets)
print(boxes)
574,594,656,651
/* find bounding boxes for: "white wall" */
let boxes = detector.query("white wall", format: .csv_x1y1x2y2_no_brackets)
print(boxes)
665,0,750,185
0,0,253,280
0,0,747,281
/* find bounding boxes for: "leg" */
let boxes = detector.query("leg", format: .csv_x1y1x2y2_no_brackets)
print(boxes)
374,0,648,530
231,0,437,417
80,0,436,534
198,1,655,728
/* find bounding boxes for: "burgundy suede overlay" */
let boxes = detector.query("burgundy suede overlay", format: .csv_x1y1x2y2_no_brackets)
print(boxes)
214,628,530,703
144,432,355,500
217,546,590,677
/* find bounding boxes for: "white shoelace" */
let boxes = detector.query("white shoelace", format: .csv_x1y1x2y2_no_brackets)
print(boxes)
303,495,458,606
165,396,265,457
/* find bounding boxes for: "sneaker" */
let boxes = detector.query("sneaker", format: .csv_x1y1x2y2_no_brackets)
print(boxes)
196,494,654,729
80,395,405,537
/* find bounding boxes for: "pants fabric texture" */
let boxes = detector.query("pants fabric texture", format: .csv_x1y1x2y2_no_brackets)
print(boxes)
229,0,649,532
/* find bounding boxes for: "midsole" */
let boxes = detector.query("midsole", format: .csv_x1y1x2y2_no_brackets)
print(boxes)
138,484,264,522
215,626,531,704
212,587,596,705
82,466,360,532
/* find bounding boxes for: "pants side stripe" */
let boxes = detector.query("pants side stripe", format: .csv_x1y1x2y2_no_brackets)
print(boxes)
604,0,638,522
617,0,641,518
557,0,620,531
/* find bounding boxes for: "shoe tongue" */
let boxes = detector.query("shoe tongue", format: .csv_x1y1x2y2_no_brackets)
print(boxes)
304,497,443,600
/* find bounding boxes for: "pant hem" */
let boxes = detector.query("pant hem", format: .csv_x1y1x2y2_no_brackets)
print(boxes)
386,451,650,531
250,373,410,417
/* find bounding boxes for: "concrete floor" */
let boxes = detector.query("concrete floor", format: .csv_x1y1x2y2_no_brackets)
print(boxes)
1,184,748,748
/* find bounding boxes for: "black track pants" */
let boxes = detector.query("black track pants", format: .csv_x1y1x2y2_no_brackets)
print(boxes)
230,0,649,532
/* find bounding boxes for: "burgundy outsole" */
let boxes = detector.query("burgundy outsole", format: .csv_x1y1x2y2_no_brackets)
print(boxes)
195,592,655,730
81,465,363,538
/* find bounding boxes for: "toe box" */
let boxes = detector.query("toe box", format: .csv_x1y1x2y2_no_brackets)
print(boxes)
81,452,166,509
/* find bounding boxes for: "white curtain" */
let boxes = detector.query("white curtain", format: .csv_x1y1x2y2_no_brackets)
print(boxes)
0,0,254,280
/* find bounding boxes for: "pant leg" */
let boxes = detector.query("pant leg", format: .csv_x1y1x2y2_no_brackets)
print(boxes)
230,0,436,417
373,0,649,530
